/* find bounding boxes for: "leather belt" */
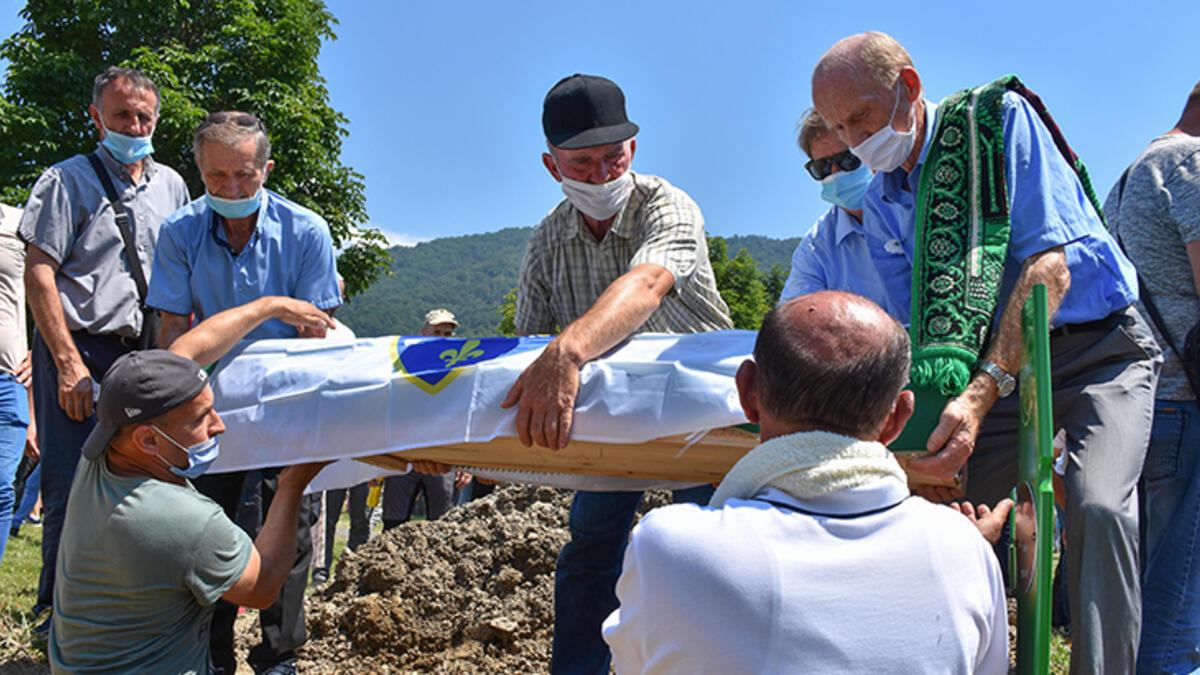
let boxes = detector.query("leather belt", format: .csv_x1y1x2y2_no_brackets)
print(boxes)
1049,313,1122,339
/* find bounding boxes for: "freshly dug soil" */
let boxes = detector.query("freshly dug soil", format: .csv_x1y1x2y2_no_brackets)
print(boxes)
295,485,668,673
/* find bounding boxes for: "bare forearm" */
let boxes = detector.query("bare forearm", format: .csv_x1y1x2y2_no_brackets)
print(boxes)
249,481,305,600
25,258,79,370
167,297,280,365
553,263,673,365
982,246,1069,375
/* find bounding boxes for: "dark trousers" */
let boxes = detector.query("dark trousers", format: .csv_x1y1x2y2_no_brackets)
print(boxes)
382,471,454,527
31,330,133,610
193,468,317,673
322,482,370,570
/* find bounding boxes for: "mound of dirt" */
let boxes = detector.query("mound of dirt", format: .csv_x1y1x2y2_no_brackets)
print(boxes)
297,485,668,673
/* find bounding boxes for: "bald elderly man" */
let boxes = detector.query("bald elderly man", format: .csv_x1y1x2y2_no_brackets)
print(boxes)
809,31,1159,670
603,292,1009,674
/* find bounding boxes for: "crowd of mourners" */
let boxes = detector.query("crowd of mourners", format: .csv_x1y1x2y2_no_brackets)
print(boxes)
0,28,1197,675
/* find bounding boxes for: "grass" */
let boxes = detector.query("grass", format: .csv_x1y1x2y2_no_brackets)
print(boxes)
0,526,48,669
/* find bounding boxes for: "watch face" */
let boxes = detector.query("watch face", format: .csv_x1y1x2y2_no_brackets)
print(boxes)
984,362,1015,397
998,377,1016,397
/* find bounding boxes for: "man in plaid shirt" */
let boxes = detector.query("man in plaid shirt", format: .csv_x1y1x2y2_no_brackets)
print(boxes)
501,74,733,674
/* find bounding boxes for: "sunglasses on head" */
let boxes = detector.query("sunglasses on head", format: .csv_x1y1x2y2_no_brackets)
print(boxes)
199,111,265,132
804,150,861,181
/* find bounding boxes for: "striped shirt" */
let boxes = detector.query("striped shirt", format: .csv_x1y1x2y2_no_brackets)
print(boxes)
516,172,732,335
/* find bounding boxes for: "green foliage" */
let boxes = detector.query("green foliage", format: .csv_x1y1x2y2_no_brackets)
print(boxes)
338,227,533,337
708,235,773,330
764,263,787,307
0,0,390,297
339,228,799,337
496,286,518,337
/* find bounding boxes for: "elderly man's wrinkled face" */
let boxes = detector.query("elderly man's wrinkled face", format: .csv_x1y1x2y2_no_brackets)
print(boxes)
813,72,914,149
198,137,272,200
544,139,636,185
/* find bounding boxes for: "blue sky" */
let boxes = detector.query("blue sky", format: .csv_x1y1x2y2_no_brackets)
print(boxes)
2,1,1198,246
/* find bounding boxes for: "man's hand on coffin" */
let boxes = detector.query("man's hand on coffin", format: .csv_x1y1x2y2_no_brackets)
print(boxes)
454,470,472,489
410,460,451,475
501,341,581,450
908,376,997,499
913,248,1069,501
274,298,336,336
948,498,1014,546
278,460,333,491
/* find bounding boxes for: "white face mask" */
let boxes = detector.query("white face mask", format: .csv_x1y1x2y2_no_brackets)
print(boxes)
559,171,635,221
850,82,917,173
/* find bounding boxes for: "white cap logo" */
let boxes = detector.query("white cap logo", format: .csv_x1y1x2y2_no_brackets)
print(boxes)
124,407,142,418
197,370,208,382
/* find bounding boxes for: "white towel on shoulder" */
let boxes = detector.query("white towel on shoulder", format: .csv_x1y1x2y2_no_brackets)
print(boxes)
710,430,908,507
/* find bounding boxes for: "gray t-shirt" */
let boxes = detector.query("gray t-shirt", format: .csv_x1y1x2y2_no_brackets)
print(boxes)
1104,134,1200,401
50,456,253,674
18,146,189,337
0,204,25,375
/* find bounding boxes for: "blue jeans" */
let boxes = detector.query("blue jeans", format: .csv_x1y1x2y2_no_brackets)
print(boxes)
32,330,131,610
0,374,29,565
551,485,714,674
1139,399,1200,674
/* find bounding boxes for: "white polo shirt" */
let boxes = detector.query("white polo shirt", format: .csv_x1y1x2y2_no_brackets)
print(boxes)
602,478,1008,674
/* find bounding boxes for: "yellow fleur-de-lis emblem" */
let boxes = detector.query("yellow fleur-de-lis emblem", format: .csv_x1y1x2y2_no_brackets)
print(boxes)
439,339,485,368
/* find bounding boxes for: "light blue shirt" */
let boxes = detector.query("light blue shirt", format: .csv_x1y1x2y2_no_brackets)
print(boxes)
779,205,907,319
147,189,341,340
862,94,1138,327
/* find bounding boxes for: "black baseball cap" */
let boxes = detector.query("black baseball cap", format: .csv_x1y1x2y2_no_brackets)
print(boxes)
542,74,639,149
81,350,211,460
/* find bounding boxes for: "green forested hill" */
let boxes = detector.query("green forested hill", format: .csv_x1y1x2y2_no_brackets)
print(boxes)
337,227,801,337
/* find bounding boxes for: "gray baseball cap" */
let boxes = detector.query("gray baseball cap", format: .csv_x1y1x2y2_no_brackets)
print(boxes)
81,350,210,460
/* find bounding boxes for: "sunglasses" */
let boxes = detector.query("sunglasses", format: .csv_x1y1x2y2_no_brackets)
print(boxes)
804,150,861,181
199,111,266,132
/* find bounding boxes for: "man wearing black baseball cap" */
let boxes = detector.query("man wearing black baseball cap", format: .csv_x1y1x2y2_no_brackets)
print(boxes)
501,74,733,673
48,296,332,674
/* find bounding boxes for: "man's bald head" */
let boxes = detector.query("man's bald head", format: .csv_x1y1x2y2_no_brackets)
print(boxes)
813,31,913,95
753,292,910,437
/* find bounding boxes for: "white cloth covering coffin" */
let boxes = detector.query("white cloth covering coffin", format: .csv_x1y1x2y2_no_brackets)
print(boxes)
209,331,754,492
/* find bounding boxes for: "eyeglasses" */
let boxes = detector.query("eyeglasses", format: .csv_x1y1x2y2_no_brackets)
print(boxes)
198,111,266,132
804,150,861,181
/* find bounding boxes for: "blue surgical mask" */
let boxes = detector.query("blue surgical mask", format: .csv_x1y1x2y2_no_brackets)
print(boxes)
205,189,264,220
100,121,155,165
151,425,220,480
819,164,873,210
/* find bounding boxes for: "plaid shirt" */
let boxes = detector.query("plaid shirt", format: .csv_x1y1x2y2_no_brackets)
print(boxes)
516,172,732,335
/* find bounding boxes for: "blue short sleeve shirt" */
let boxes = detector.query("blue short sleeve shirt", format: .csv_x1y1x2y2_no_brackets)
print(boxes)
779,206,906,318
147,189,342,340
862,94,1138,327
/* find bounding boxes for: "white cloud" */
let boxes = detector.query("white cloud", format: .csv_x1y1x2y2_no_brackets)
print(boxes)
379,230,433,248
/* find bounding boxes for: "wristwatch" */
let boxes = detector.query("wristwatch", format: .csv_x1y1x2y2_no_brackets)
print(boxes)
978,360,1016,398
